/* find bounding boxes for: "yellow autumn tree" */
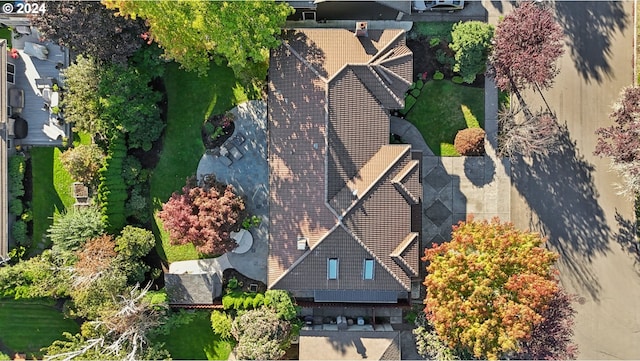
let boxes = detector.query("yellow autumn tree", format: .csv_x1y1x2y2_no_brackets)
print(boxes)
102,0,293,78
423,217,560,359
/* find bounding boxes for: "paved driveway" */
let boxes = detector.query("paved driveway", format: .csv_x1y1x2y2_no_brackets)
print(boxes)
482,1,640,358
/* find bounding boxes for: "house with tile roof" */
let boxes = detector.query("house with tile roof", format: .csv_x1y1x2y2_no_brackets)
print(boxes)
268,26,422,304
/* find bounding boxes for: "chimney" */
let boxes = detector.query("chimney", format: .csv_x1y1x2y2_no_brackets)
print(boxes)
355,22,368,37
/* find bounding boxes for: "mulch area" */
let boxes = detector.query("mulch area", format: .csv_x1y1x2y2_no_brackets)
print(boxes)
222,268,267,294
406,37,485,88
202,114,235,149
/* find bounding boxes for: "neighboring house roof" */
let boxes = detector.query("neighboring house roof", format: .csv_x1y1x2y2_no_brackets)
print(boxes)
299,330,401,360
164,273,222,305
268,28,419,301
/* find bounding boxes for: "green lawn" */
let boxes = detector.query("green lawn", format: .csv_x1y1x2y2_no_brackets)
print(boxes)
0,27,11,48
405,80,484,156
30,147,75,250
153,311,234,360
150,62,257,263
0,299,80,358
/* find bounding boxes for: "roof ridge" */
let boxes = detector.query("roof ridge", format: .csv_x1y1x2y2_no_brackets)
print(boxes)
375,45,413,66
348,64,402,108
369,65,404,106
282,41,328,83
368,30,405,65
390,232,419,277
329,145,411,217
341,224,410,291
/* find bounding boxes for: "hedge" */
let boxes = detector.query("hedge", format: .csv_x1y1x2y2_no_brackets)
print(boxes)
400,95,418,116
222,291,265,311
433,71,444,80
97,137,127,233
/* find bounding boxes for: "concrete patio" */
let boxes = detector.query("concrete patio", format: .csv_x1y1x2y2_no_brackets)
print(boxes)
183,100,269,284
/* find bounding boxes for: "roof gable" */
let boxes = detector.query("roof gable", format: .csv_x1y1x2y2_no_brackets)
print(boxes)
268,28,419,297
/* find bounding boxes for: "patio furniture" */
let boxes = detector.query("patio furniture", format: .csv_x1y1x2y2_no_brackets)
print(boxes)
42,89,59,107
9,88,24,108
23,41,48,60
35,77,55,90
218,154,232,166
231,133,246,146
230,229,253,254
228,145,243,160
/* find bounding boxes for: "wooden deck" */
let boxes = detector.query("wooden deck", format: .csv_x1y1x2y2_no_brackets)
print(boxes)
10,26,69,146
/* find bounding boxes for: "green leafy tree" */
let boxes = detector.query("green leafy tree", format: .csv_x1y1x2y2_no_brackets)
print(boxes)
423,217,561,360
0,250,73,299
48,207,105,253
98,63,163,150
61,55,101,135
231,307,292,360
103,0,293,78
449,21,494,84
60,144,106,184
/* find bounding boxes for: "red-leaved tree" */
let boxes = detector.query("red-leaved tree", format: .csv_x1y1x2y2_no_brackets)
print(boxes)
514,288,578,360
158,176,246,255
595,86,640,196
488,1,564,91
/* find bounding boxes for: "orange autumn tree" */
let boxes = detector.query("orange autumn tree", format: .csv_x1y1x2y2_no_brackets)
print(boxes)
423,217,559,360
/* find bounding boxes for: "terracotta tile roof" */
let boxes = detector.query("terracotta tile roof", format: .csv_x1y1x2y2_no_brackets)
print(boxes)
268,28,420,299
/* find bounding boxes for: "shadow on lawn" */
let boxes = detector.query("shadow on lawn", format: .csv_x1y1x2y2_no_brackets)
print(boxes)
511,129,611,302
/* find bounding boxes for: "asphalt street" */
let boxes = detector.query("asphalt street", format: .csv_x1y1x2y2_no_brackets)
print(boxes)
482,1,640,358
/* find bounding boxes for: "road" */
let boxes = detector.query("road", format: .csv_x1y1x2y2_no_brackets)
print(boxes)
483,1,640,358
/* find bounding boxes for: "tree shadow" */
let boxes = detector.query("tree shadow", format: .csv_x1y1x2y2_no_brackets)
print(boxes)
553,1,629,84
613,210,640,276
464,156,495,187
511,129,610,302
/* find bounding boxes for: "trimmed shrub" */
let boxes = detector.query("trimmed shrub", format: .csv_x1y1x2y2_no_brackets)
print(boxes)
433,71,445,80
252,293,265,308
8,199,23,216
415,79,424,90
11,220,29,245
8,155,25,199
243,295,254,309
401,95,418,116
429,37,441,48
410,88,421,98
454,128,486,156
211,310,233,339
452,76,464,84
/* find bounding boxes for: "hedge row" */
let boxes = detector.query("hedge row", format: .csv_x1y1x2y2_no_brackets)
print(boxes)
8,155,25,216
97,137,127,233
222,291,265,311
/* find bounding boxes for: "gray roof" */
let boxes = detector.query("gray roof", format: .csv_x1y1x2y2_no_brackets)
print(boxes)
314,289,398,303
164,273,222,305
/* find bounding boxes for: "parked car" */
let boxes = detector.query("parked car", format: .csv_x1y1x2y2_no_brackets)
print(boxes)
413,0,465,12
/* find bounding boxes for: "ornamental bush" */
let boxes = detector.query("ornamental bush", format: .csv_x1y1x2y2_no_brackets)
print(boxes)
454,128,486,156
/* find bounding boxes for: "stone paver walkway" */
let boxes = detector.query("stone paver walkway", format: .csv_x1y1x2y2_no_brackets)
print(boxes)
394,79,511,247
171,100,269,284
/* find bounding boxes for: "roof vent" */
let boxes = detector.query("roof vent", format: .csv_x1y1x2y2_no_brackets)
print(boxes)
352,188,358,197
297,237,308,251
355,22,368,37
